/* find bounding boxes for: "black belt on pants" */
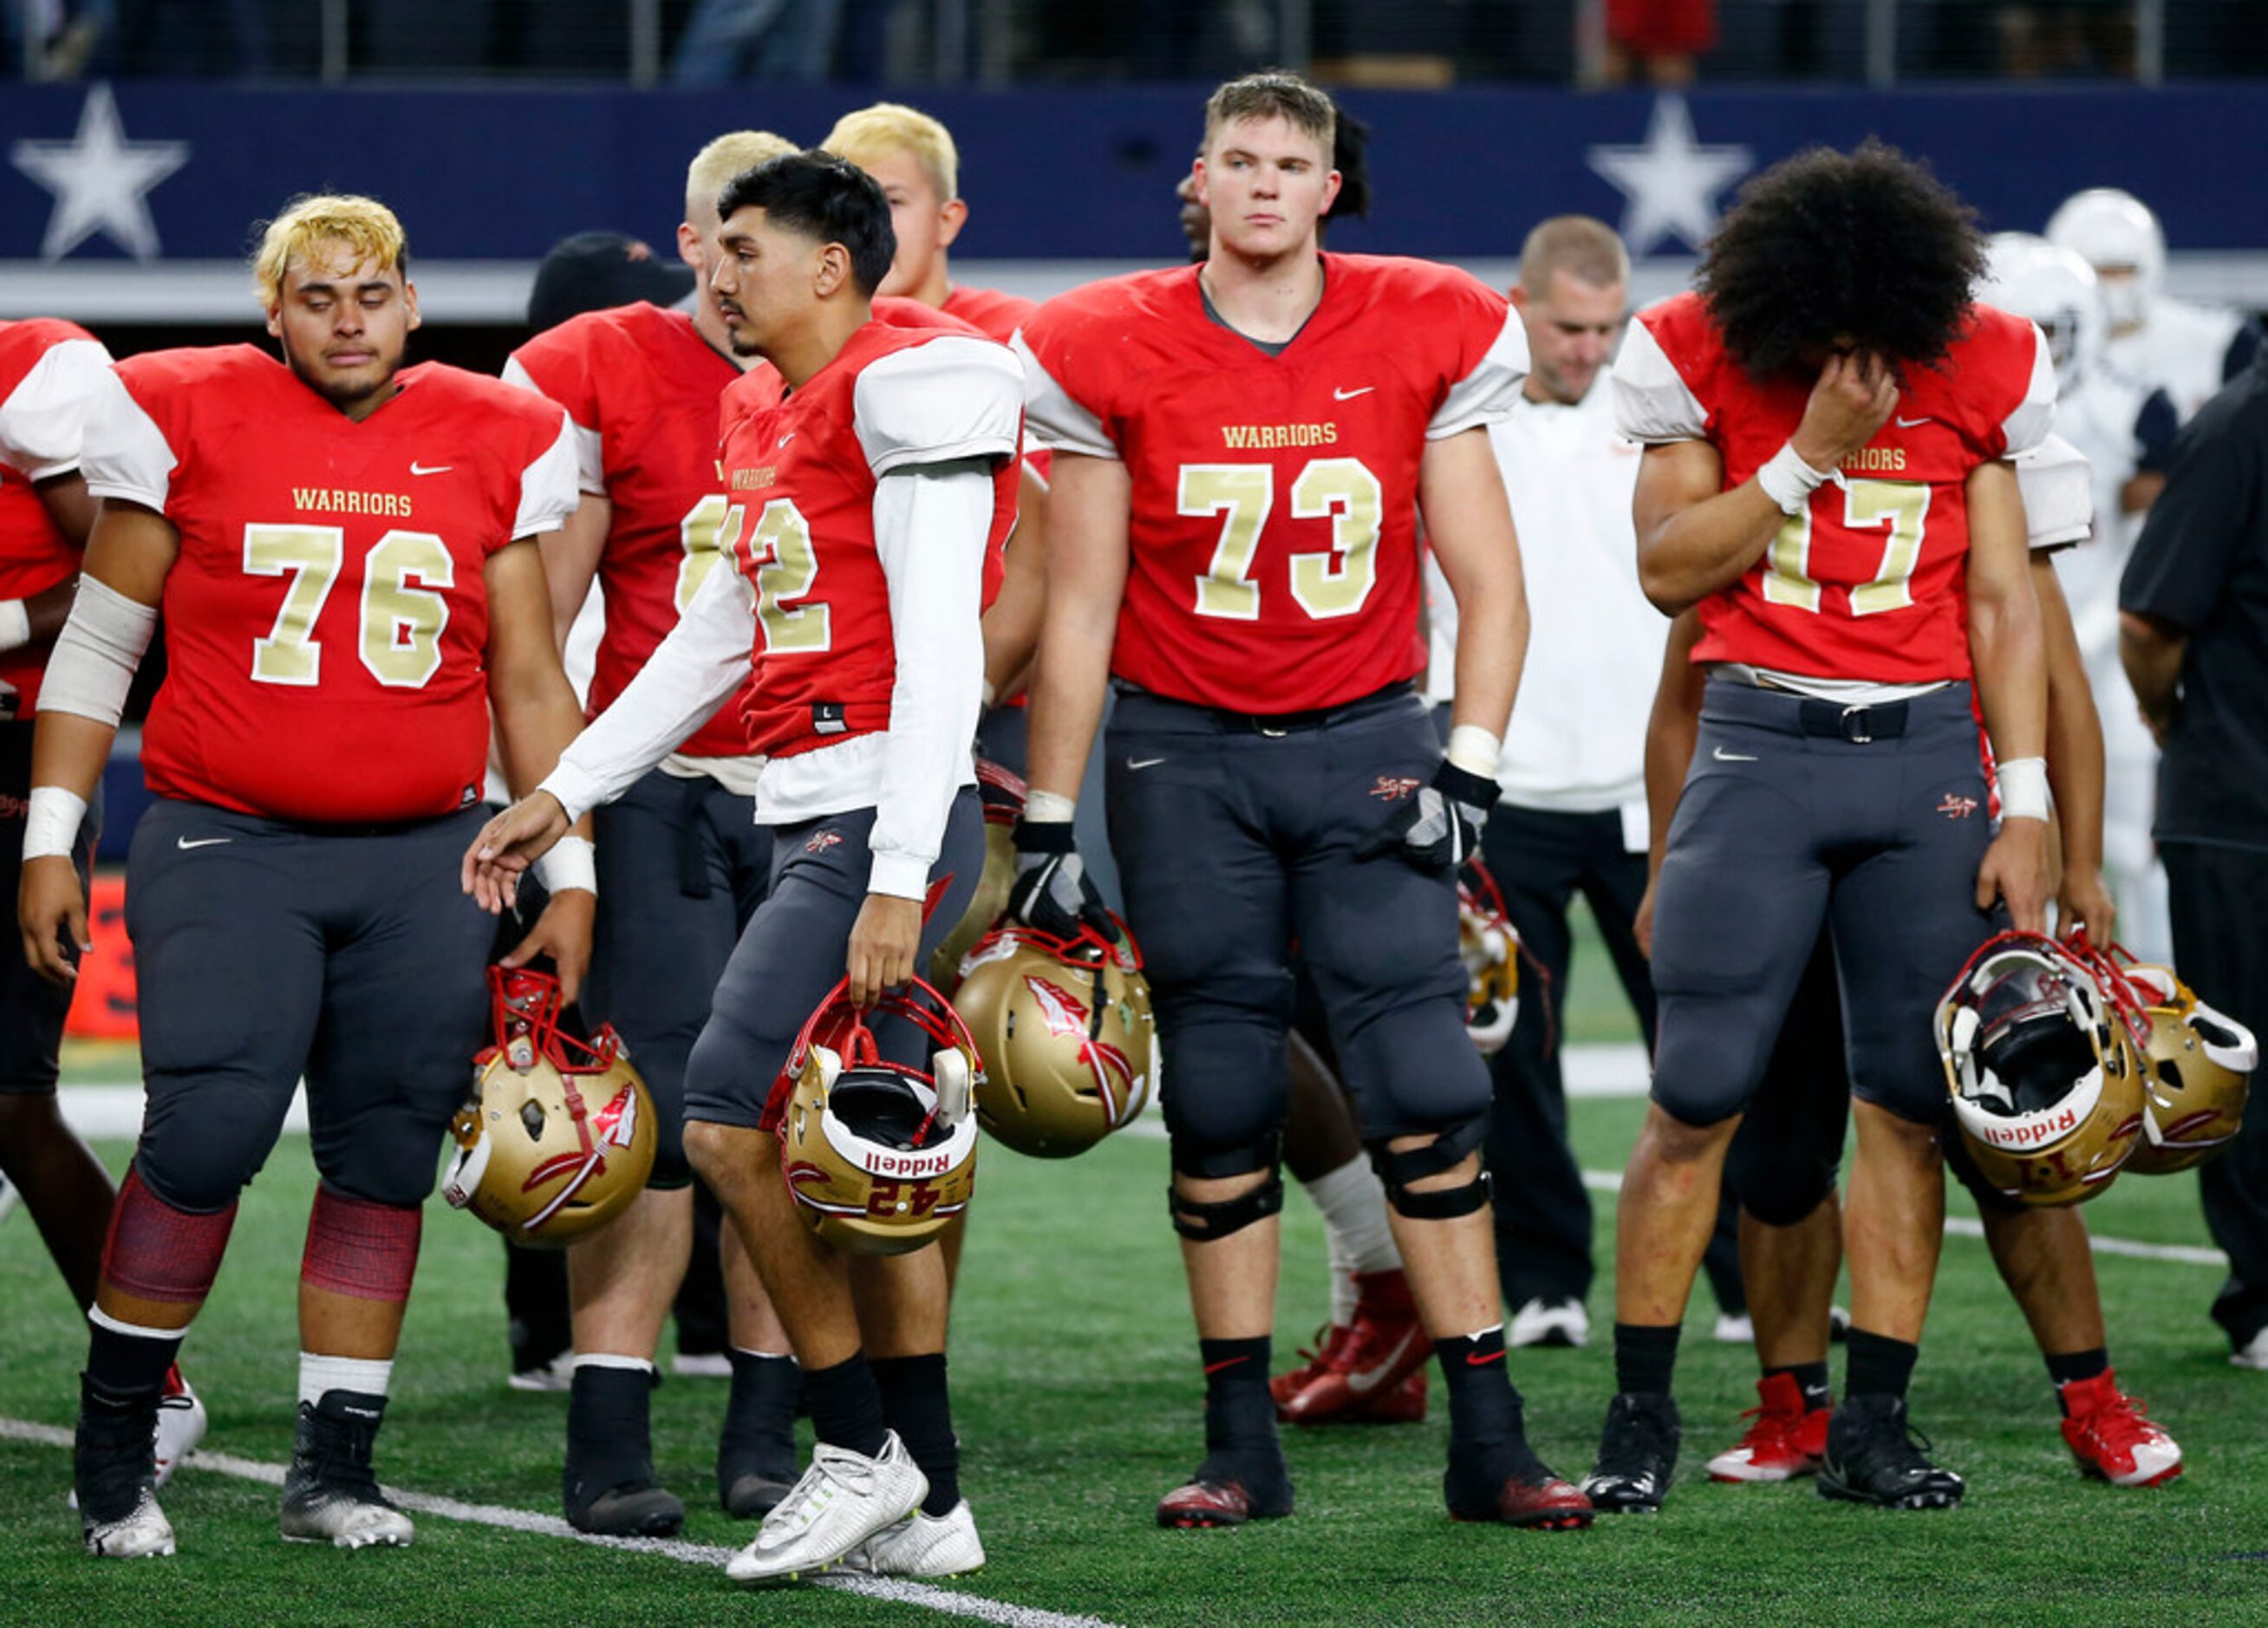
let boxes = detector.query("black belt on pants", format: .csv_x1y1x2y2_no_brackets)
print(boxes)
1114,679,1415,737
1795,698,1909,743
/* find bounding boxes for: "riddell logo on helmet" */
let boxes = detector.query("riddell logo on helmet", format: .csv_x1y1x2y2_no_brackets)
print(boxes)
1978,1105,2077,1149
862,1149,952,1178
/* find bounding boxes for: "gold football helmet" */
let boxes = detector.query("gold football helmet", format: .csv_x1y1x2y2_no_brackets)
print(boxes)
1937,932,2147,1207
775,976,981,1256
2082,950,2258,1175
954,920,1158,1159
929,757,1024,995
1459,862,1520,1056
443,967,656,1247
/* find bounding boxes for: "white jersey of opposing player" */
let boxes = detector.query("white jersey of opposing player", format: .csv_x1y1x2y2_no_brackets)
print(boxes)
2105,296,2249,423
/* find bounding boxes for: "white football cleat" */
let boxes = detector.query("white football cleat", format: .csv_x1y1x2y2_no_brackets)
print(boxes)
83,1486,176,1559
507,1352,576,1393
1712,1312,1755,1345
2232,1327,2268,1371
672,1351,733,1379
836,1499,985,1579
153,1368,205,1491
725,1433,926,1587
1508,1296,1590,1350
278,1393,414,1550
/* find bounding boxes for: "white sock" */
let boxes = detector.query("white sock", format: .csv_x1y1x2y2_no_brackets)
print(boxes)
298,1352,393,1408
571,1353,656,1375
1306,1156,1401,1325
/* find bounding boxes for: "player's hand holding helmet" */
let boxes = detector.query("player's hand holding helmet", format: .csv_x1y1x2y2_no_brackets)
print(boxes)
1007,804,1118,943
1935,931,2147,1207
953,917,1158,1158
2064,936,2258,1175
443,967,656,1246
930,758,1026,995
773,975,981,1256
1457,862,1520,1055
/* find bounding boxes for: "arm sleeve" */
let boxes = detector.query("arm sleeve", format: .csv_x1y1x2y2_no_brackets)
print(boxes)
2120,401,2263,630
1428,306,1530,440
501,352,605,495
1995,321,2058,458
510,412,583,542
1613,318,1711,444
2134,388,2181,475
866,460,991,900
852,337,1024,475
1013,331,1118,459
78,369,179,513
0,338,114,479
2012,433,2095,550
538,560,757,822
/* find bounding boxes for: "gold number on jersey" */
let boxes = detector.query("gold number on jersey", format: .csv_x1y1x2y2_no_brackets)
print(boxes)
244,524,344,685
360,531,455,687
675,493,733,611
1758,479,1932,617
1180,465,1273,621
1287,458,1385,620
746,498,830,653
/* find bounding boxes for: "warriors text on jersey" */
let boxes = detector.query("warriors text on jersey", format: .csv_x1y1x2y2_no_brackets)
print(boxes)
1015,255,1528,713
713,322,1021,759
1616,290,2055,682
506,301,749,756
80,346,577,823
0,318,112,718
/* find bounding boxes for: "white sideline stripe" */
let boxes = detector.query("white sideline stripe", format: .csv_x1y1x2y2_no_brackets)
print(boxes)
0,1418,1123,1628
1574,1171,2230,1267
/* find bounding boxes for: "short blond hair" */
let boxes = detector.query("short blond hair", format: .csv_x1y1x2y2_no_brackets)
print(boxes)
1518,216,1630,296
822,102,958,204
687,130,798,222
251,194,407,309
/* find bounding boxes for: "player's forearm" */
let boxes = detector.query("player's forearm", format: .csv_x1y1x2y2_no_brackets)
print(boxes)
1445,574,1523,746
1635,482,1785,616
1969,582,2048,772
16,576,78,646
1026,454,1128,804
2035,560,2106,873
2118,611,2186,724
34,471,95,548
1421,428,1524,742
981,481,1047,700
541,495,609,651
1642,613,1707,874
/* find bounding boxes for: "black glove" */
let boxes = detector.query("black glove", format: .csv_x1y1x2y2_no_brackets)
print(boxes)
1353,759,1497,874
1007,817,1119,941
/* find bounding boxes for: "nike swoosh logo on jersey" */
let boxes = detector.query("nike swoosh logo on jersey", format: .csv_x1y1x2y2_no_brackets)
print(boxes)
778,433,797,448
1344,1328,1422,1393
409,461,453,475
176,837,231,850
1125,757,1168,771
1333,386,1374,400
1712,746,1758,762
1893,416,1933,429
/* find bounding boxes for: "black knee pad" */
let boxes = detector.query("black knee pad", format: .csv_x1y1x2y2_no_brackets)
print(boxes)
1724,1114,1841,1228
1368,1115,1491,1221
1167,1167,1286,1242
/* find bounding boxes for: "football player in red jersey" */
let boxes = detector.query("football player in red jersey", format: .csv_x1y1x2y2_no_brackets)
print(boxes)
0,316,211,1483
1586,144,2055,1514
467,152,1020,1585
17,195,593,1560
1014,71,1593,1533
503,128,808,1540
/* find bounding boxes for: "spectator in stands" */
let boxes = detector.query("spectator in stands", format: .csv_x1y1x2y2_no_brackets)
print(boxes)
1606,0,1714,87
672,0,839,81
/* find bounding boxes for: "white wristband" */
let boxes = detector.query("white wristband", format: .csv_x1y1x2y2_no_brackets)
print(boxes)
981,677,997,709
0,599,29,654
1756,441,1832,516
1026,789,1076,824
532,835,596,896
23,785,88,861
1444,724,1502,778
1998,756,2050,823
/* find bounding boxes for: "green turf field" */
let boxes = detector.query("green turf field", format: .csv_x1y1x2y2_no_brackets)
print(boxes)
4,1072,2265,1627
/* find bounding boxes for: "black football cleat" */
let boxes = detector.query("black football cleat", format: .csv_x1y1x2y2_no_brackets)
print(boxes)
1817,1395,1965,1511
1582,1392,1681,1514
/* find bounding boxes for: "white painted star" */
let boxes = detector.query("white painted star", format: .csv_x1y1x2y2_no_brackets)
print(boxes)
10,83,189,263
1587,94,1752,257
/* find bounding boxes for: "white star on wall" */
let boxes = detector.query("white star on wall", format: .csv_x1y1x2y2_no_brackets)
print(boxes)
10,84,190,262
1587,94,1753,257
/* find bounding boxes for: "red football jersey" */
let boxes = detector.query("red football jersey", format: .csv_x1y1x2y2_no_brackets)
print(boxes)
1617,290,2055,682
714,322,1021,759
1017,255,1526,713
0,318,111,718
81,347,577,823
942,284,1037,345
506,302,752,757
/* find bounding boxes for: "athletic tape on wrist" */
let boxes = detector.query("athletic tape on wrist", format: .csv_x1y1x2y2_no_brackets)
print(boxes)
1756,441,1831,516
533,834,596,895
1026,789,1076,824
0,598,28,653
1444,724,1502,779
23,785,88,860
1997,756,2050,823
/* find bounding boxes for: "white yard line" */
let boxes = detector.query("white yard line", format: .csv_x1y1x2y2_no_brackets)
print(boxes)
0,1417,1123,1628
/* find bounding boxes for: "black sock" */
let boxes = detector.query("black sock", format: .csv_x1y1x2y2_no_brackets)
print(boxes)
2046,1346,2110,1401
1767,1360,1834,1412
720,1349,800,1481
503,1239,571,1371
87,1320,182,1403
1844,1329,1919,1403
565,1363,655,1495
802,1354,889,1458
1613,1322,1681,1397
1198,1336,1275,1463
872,1353,959,1517
1436,1326,1536,1488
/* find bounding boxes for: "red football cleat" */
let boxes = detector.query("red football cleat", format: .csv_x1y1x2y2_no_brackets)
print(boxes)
1450,1467,1594,1531
1276,1270,1433,1425
2060,1369,2182,1488
1705,1371,1829,1483
1156,1476,1293,1529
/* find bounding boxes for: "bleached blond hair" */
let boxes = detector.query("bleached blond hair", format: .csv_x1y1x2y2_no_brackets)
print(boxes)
251,194,408,309
687,131,798,223
822,103,958,204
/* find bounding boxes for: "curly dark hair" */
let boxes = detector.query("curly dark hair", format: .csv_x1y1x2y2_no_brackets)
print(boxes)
1698,140,1984,381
